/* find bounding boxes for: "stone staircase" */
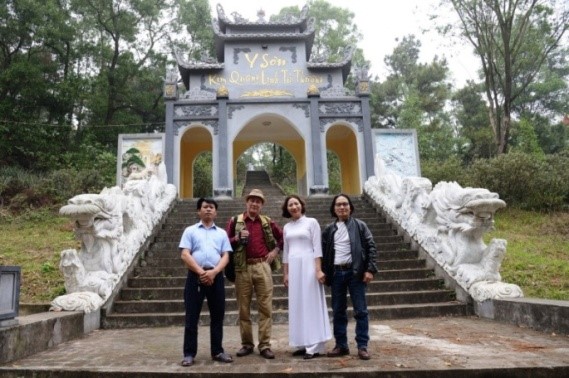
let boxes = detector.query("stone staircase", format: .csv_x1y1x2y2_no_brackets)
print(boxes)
101,171,469,328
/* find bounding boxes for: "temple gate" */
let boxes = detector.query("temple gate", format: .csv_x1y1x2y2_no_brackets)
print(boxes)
162,4,374,198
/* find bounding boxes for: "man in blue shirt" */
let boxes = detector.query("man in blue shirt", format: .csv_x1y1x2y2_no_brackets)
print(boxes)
179,198,233,366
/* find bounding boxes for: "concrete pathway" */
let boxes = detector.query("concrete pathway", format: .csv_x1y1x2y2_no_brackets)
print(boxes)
1,316,569,377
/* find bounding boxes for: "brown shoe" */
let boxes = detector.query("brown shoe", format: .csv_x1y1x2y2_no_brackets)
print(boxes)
327,347,350,357
358,348,371,360
260,348,275,359
236,346,254,357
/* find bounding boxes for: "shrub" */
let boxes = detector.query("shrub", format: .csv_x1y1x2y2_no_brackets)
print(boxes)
421,156,467,187
467,152,568,210
0,166,113,214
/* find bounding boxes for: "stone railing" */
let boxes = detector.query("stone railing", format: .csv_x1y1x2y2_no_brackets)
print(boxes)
50,162,177,313
364,155,523,302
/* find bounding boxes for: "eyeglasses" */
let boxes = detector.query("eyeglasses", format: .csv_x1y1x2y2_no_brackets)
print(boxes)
334,202,350,207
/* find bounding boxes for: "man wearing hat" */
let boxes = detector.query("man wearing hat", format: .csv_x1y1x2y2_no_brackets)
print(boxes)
225,189,283,359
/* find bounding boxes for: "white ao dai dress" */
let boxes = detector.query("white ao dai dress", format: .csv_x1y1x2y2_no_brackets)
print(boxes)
283,215,331,349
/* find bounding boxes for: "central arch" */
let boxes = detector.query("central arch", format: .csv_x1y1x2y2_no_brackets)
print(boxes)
232,113,306,195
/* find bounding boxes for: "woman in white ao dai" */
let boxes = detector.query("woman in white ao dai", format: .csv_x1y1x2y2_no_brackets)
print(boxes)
282,195,331,359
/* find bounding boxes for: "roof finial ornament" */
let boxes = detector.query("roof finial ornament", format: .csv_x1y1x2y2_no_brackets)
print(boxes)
257,8,266,23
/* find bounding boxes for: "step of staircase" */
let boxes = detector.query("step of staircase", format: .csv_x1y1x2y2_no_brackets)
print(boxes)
101,170,470,329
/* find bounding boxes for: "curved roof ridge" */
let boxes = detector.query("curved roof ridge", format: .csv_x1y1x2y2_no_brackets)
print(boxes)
215,3,309,29
307,45,356,81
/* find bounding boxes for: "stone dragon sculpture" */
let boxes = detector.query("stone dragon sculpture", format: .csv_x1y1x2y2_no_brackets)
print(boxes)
50,162,176,313
365,154,523,302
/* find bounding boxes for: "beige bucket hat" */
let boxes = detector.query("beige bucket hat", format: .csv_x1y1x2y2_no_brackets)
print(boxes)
245,189,266,204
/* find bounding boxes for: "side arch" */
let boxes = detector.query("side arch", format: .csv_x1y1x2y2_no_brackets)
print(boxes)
180,125,212,198
326,124,361,195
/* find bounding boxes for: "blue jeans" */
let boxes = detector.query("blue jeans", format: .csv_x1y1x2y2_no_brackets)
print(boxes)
330,269,369,349
183,270,225,358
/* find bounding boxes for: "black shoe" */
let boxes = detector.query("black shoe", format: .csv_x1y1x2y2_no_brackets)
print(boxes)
327,347,350,357
292,348,306,356
212,352,233,363
236,346,254,357
260,348,275,359
303,353,320,360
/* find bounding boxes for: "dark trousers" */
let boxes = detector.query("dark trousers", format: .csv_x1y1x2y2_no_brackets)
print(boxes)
183,270,225,358
331,269,369,350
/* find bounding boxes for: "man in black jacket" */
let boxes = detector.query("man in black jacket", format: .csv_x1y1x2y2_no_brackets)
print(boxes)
321,194,378,360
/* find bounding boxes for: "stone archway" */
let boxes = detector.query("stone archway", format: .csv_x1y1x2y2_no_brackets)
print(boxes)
179,125,212,198
326,124,361,195
232,113,307,195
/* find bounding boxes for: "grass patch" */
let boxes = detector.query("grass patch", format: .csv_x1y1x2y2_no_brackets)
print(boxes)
487,208,569,300
0,208,79,303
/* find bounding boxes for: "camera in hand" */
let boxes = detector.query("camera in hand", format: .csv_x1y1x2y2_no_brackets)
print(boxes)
240,232,249,246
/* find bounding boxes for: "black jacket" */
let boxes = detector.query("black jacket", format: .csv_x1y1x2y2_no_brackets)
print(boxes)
321,216,378,285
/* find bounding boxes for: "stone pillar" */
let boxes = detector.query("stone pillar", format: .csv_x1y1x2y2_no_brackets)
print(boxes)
163,69,178,185
308,85,328,196
214,86,232,198
357,79,375,180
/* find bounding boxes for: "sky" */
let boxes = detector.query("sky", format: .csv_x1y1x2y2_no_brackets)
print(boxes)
211,0,481,87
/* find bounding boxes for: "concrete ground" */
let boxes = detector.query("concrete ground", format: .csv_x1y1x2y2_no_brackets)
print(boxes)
1,316,569,377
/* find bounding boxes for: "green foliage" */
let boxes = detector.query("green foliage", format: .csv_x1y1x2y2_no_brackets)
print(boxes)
370,35,455,161
487,208,569,300
510,118,545,157
193,152,213,198
306,0,362,62
0,166,112,214
327,151,341,194
176,0,215,60
268,145,297,194
0,210,76,303
442,0,569,153
467,152,569,210
421,156,467,186
423,151,569,210
41,262,57,274
451,82,497,162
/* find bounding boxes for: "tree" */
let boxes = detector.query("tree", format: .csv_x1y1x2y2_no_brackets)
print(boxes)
273,0,363,63
452,81,497,161
370,36,455,161
444,0,569,154
71,0,170,127
0,0,82,170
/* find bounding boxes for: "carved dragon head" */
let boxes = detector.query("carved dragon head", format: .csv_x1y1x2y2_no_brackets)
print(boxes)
59,193,115,230
432,182,506,234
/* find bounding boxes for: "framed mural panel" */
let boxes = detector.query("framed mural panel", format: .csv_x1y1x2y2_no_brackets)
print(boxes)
372,129,421,177
117,133,165,187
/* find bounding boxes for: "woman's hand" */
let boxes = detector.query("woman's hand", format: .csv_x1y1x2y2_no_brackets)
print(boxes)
316,270,326,285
